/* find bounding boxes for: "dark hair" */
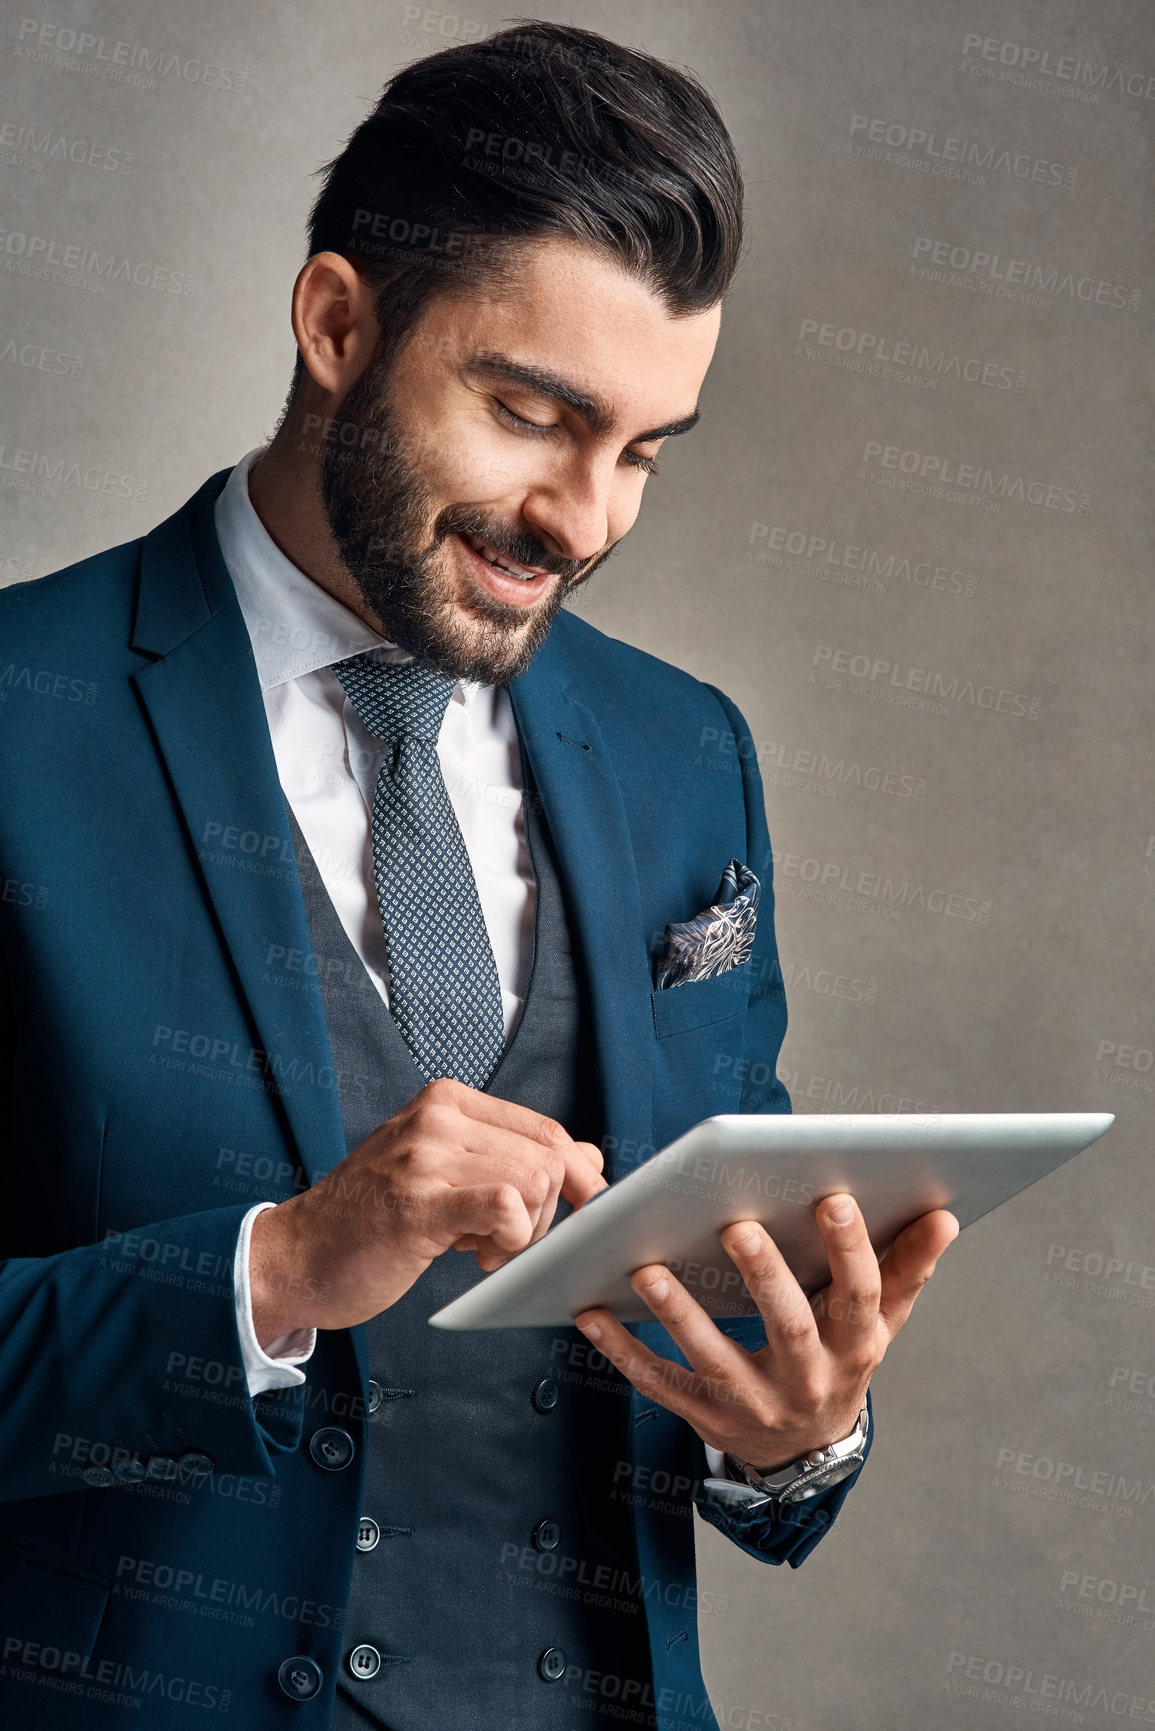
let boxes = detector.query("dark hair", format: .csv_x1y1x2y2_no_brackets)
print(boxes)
291,19,744,391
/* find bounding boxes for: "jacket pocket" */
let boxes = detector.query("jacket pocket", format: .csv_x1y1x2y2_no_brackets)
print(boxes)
651,960,752,1040
0,1539,111,1661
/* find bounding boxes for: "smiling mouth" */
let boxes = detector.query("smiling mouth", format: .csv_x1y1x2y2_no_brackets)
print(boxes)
454,531,560,610
463,532,552,581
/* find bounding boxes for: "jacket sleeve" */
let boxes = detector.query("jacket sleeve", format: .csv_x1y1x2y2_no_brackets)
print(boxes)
693,1389,873,1568
693,685,871,1564
0,876,310,1506
0,1201,308,1504
704,684,791,1117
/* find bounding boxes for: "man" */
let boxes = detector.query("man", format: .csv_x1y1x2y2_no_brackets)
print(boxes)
0,21,956,1730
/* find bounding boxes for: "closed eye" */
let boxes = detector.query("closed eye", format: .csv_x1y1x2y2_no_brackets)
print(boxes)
493,400,659,476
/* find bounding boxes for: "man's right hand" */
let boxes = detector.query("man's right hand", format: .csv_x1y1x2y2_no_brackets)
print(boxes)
248,1079,605,1347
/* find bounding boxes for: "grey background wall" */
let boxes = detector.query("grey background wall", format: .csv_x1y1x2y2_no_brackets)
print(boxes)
2,1,1151,1726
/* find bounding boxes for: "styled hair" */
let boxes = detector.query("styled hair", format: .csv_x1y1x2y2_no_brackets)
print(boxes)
291,19,744,389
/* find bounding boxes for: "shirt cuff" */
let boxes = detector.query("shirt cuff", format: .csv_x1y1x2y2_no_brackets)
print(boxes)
702,1442,768,1504
234,1202,317,1398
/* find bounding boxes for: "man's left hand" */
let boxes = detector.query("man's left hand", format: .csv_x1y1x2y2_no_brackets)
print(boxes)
575,1195,958,1474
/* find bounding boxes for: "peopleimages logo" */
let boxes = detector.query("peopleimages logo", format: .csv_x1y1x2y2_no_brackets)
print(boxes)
861,440,1089,514
0,119,132,173
798,318,1025,391
0,445,146,500
812,643,1042,720
13,19,248,92
911,237,1141,311
848,113,1077,188
945,1651,1155,1720
748,522,979,598
961,33,1155,102
0,228,197,295
771,847,992,925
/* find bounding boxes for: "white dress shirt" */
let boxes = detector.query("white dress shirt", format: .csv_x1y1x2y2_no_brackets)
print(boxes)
217,446,534,1394
216,448,742,1490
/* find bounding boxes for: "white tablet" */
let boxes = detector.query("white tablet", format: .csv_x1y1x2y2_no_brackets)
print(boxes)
429,1111,1114,1330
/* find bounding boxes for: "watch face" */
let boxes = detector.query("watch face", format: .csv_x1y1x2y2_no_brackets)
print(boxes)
782,1453,863,1502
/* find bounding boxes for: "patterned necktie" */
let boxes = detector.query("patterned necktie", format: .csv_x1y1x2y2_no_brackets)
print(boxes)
329,653,505,1089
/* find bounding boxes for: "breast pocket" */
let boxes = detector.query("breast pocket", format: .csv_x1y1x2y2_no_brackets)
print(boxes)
650,963,753,1153
650,960,752,1040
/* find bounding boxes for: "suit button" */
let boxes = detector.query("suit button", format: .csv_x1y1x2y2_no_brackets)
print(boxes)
146,1455,179,1482
277,1656,323,1700
531,1377,558,1413
348,1644,382,1680
309,1427,355,1472
532,1519,561,1552
538,1647,567,1682
356,1516,381,1553
82,1465,115,1489
178,1451,215,1483
367,1380,383,1413
113,1457,146,1485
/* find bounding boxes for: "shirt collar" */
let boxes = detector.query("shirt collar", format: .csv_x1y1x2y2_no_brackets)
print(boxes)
214,446,480,706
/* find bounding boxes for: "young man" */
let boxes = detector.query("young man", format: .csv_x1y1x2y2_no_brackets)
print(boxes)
0,22,955,1730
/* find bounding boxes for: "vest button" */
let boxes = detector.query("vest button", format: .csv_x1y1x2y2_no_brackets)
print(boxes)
538,1646,567,1682
532,1519,561,1552
112,1456,146,1485
367,1380,383,1413
356,1515,381,1553
531,1377,559,1413
277,1656,323,1700
348,1644,382,1681
82,1465,115,1489
309,1426,355,1471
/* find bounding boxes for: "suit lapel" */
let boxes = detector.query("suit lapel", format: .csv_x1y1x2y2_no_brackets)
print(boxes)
131,473,347,1189
510,636,654,1179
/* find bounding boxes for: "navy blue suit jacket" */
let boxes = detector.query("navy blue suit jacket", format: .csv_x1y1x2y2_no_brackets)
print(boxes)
0,471,868,1728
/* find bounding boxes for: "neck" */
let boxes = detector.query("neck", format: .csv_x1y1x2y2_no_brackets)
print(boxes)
247,407,383,631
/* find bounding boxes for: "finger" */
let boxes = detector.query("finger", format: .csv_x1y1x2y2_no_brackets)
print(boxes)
525,1162,564,1246
418,1119,567,1216
427,1180,536,1260
811,1194,882,1368
561,1140,609,1207
413,1077,577,1153
878,1209,959,1339
720,1220,821,1377
574,1308,699,1415
627,1264,746,1383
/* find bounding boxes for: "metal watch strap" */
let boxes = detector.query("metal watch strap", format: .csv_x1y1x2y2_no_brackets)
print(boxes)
726,1403,869,1503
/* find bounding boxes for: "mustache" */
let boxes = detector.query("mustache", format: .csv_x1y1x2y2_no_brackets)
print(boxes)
435,506,595,583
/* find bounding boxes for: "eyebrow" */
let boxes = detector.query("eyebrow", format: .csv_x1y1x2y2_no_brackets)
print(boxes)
463,350,701,444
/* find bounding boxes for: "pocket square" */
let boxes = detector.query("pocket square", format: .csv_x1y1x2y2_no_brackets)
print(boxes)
654,860,761,989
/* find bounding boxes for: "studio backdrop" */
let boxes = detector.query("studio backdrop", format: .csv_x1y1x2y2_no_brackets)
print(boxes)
1,2,1151,1726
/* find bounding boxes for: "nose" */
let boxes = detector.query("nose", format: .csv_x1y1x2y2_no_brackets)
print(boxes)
520,459,626,564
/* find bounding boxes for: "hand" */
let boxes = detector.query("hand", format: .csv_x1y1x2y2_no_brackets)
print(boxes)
250,1078,605,1344
575,1195,958,1474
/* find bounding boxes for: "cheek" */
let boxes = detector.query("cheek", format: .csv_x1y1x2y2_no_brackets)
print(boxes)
431,417,522,500
606,479,647,545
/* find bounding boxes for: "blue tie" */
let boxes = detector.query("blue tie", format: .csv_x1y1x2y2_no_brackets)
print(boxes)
329,654,505,1089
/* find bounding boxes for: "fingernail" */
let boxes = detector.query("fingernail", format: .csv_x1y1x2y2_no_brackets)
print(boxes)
826,1197,855,1226
729,1227,760,1255
577,1319,602,1341
643,1276,670,1302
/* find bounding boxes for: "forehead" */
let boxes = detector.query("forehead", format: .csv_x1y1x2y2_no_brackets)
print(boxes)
416,237,721,422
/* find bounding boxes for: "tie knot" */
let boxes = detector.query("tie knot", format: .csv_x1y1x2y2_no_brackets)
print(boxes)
331,654,457,743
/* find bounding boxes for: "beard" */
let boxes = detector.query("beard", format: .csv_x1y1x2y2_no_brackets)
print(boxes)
318,348,618,684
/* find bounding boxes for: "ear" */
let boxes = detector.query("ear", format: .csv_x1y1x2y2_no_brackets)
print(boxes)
291,252,380,396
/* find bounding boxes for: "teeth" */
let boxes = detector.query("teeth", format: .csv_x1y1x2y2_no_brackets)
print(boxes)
467,534,542,581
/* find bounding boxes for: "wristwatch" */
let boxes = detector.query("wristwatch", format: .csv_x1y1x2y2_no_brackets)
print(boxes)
724,1404,869,1505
